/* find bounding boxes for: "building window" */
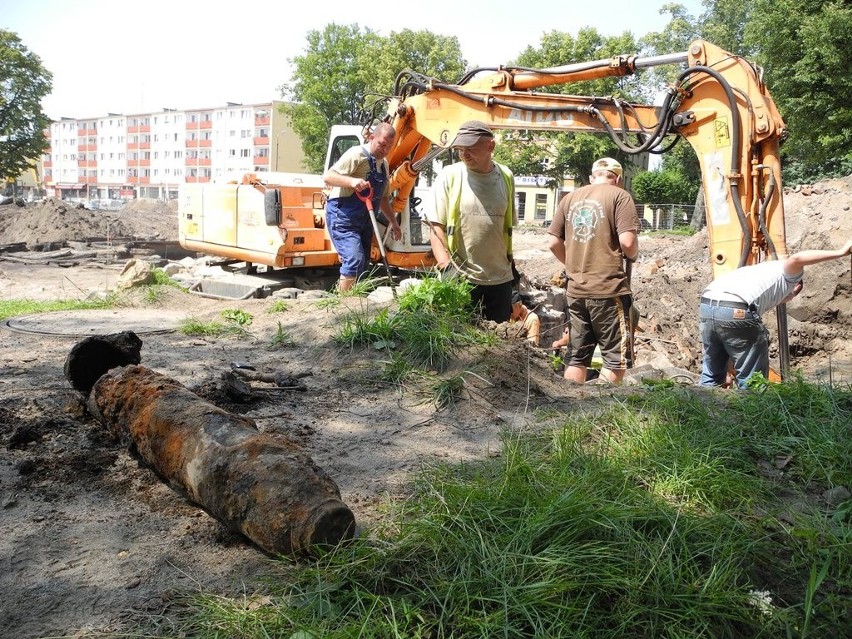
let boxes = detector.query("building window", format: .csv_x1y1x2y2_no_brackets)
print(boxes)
517,192,526,220
240,149,250,157
534,194,547,220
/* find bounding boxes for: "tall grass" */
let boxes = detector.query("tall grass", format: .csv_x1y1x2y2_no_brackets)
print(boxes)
163,381,852,638
335,277,494,371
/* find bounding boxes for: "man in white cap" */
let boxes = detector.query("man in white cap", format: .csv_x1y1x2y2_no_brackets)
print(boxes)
427,120,517,322
547,157,640,384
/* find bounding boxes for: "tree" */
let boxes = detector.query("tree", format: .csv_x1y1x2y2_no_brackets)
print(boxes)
697,0,753,56
364,29,466,94
281,25,465,172
631,169,696,205
745,0,852,181
280,24,379,172
0,30,52,183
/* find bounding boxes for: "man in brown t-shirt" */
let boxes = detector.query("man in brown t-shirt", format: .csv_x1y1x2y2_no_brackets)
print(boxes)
547,157,640,384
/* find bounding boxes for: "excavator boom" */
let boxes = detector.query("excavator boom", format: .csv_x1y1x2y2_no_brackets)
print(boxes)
383,40,788,277
179,39,787,281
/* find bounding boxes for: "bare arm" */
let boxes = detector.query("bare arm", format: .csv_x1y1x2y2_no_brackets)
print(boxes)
619,230,639,261
428,222,451,268
548,233,565,265
322,169,368,192
783,239,852,276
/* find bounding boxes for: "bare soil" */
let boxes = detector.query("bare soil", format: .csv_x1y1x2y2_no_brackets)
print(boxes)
0,186,850,638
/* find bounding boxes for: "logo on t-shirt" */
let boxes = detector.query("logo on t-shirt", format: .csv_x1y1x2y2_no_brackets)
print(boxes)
569,199,603,244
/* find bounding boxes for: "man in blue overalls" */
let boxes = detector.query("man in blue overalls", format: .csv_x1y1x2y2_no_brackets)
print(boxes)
322,122,402,292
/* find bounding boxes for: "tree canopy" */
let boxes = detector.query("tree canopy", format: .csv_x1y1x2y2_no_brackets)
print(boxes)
0,30,52,183
282,24,465,172
281,3,849,187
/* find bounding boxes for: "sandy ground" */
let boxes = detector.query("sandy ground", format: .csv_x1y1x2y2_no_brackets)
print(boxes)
0,185,850,637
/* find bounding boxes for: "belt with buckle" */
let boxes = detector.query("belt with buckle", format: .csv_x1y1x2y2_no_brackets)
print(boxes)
700,297,750,310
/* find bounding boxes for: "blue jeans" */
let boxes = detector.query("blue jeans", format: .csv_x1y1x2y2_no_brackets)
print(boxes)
699,302,769,388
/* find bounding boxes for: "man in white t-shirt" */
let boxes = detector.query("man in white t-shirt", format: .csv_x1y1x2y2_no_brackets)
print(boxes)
699,240,852,388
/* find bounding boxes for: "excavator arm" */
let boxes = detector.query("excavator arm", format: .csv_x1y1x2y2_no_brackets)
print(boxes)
382,39,788,277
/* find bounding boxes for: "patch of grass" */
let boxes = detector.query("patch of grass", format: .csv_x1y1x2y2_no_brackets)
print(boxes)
179,309,254,338
220,308,253,326
432,372,465,409
0,297,116,321
267,299,289,314
141,269,187,304
379,352,418,386
162,381,851,638
268,321,295,348
150,267,184,288
335,277,490,371
547,352,564,372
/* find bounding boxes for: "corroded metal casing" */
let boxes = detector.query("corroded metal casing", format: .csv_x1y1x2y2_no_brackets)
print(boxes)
87,365,355,555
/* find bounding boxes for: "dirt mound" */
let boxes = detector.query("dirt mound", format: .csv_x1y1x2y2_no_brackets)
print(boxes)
0,198,179,249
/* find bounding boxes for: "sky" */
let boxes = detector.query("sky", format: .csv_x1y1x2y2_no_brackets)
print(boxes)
4,0,704,120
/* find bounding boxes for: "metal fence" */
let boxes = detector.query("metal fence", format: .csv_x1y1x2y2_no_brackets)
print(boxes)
639,204,698,231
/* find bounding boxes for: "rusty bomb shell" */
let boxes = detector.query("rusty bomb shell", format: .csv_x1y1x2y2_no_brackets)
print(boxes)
86,364,355,555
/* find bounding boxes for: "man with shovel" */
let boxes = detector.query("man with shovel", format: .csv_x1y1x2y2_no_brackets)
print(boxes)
323,122,402,292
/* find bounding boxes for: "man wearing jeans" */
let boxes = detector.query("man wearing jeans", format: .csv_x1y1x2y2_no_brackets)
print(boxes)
699,239,852,388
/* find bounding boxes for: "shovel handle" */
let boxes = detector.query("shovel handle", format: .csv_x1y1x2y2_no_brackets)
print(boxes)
355,184,374,211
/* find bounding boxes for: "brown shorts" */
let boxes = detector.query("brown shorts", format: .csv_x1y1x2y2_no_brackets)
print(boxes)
565,295,635,370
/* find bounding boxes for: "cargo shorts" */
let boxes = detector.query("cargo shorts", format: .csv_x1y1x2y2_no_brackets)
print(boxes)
565,295,635,370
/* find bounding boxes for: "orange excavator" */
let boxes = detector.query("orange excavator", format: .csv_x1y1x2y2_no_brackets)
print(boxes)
178,39,791,369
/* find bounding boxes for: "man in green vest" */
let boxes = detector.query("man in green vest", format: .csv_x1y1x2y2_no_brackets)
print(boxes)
427,120,516,322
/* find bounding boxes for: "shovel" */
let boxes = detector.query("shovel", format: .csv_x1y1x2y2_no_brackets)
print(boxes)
356,184,397,299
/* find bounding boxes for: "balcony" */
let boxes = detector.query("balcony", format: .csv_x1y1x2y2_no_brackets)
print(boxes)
199,121,212,129
128,125,140,133
128,176,151,184
253,156,269,165
199,139,212,147
255,115,270,126
127,142,139,150
186,139,199,148
186,121,199,130
253,136,270,145
198,158,211,166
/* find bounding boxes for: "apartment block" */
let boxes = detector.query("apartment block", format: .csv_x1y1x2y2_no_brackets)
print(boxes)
40,100,304,202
